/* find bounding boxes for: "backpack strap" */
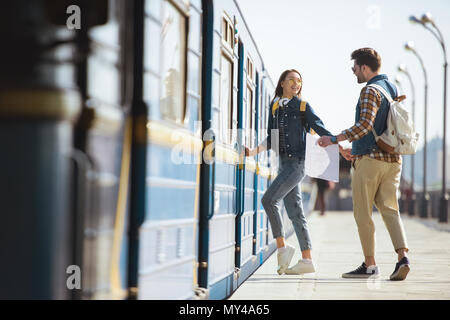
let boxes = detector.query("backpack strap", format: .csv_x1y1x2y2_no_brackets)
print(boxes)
300,100,307,112
271,97,280,116
299,99,316,134
367,84,394,103
366,84,393,139
272,97,316,134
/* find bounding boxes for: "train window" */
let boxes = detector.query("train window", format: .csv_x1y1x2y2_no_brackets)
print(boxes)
144,19,161,74
220,55,233,144
143,73,160,119
87,2,121,108
159,1,187,124
222,15,234,51
88,49,120,107
231,88,238,145
258,82,263,144
188,9,201,53
187,95,200,134
222,19,228,42
246,86,254,148
186,4,201,135
263,90,268,142
246,57,254,82
187,53,200,95
245,55,255,148
220,14,235,144
261,93,270,163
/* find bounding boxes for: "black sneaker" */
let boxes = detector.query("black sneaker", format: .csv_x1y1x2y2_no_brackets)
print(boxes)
342,262,380,278
390,257,410,281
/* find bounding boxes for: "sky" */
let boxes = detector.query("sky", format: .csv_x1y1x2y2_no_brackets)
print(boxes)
237,0,450,149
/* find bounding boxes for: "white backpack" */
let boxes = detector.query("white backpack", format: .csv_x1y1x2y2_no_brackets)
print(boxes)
367,84,419,155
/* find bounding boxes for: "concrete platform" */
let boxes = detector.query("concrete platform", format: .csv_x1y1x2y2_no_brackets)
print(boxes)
229,211,450,300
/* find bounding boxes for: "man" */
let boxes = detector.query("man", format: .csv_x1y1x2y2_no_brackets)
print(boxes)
318,48,410,281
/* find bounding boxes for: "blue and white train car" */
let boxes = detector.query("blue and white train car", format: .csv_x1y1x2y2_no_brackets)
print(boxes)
0,0,315,300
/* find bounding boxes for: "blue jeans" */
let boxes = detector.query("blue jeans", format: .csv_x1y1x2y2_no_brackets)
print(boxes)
261,155,312,251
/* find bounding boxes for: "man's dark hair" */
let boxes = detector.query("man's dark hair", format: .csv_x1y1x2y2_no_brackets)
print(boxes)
351,48,381,72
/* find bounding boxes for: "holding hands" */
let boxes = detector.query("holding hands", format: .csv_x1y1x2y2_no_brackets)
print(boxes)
317,136,353,161
244,136,352,161
243,146,258,157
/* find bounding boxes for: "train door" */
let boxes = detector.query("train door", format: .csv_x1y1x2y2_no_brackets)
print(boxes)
77,0,129,299
204,12,239,299
235,41,258,285
252,71,260,258
131,0,202,300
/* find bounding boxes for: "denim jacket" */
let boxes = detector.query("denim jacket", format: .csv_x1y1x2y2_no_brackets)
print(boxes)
352,74,398,156
265,96,332,159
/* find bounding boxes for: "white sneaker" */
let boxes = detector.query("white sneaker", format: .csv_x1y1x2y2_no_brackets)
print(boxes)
285,259,316,275
277,245,295,275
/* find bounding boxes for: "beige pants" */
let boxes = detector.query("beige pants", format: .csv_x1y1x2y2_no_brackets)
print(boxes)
351,156,409,257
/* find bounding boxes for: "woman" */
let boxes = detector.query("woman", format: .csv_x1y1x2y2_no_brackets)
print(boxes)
244,69,344,275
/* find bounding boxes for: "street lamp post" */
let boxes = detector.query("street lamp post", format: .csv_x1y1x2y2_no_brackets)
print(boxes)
405,41,429,218
398,64,416,216
410,13,448,223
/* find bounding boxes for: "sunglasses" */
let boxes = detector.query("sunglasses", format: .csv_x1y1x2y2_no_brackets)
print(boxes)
285,79,302,86
352,65,363,73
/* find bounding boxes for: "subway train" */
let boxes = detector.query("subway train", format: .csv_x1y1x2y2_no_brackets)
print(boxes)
0,0,316,300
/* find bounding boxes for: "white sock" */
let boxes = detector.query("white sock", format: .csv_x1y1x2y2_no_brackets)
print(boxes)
366,265,377,271
302,259,312,264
